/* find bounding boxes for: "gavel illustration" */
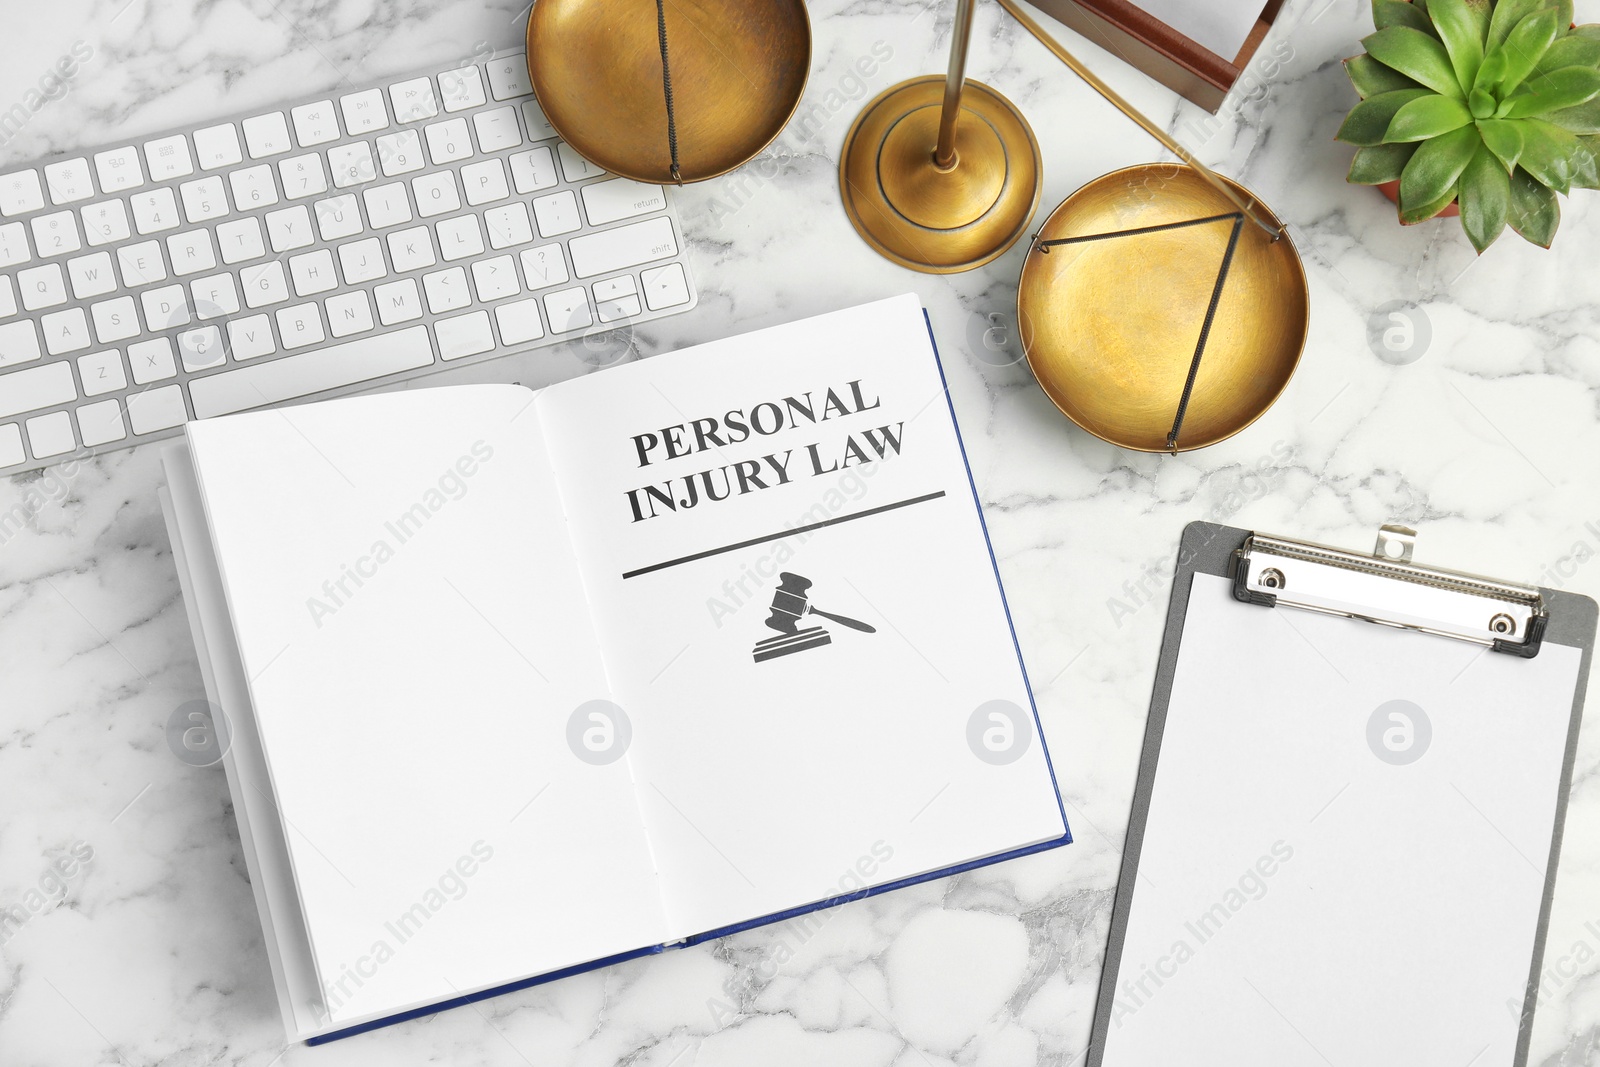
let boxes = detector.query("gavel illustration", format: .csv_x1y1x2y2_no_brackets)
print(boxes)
764,572,877,635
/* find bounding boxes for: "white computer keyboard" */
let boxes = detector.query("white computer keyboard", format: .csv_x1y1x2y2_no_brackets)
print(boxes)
0,51,697,476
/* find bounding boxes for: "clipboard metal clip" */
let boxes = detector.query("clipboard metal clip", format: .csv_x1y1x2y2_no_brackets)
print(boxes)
1231,524,1548,658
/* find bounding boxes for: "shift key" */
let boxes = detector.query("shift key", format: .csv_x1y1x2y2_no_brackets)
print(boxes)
568,216,676,278
0,360,76,419
581,178,666,226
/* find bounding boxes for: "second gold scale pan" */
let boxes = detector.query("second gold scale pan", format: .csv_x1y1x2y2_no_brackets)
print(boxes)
526,0,811,184
1018,165,1308,453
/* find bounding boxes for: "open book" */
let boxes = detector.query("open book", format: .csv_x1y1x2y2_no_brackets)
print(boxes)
159,294,1070,1042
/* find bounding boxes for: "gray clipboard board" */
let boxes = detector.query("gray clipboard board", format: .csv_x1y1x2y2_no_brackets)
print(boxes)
1087,520,1597,1067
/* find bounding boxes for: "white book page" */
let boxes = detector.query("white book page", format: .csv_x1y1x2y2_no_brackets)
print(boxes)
535,295,1067,939
1100,571,1580,1067
185,386,668,1026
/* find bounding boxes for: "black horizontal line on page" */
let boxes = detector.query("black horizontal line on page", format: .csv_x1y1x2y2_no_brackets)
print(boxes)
620,491,949,579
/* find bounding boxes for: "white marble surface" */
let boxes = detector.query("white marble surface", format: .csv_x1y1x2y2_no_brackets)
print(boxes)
3,0,1600,1063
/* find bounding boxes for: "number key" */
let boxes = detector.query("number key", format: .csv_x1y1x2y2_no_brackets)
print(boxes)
31,211,82,257
229,165,280,209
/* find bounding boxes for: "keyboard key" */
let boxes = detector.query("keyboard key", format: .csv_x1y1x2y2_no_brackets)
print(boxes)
26,410,75,457
436,214,484,261
94,147,145,193
42,308,92,354
279,154,328,199
216,217,266,264
568,216,677,278
178,325,226,371
179,176,229,223
0,320,43,368
0,424,23,467
557,142,603,183
19,264,67,310
142,284,191,329
44,159,94,205
0,359,74,418
519,243,568,289
582,178,666,226
544,286,592,333
325,290,374,337
0,277,14,317
374,279,423,324
76,399,127,447
377,129,426,176
229,165,280,209
187,325,434,418
131,188,182,234
227,315,276,360
0,222,30,266
0,170,46,216
90,296,141,343
436,310,494,360
485,202,533,249
461,159,509,206
329,143,377,189
128,338,178,384
425,118,474,165
82,201,132,247
486,55,533,100
495,298,544,345
117,240,167,287
78,350,128,396
473,106,522,152
594,274,640,322
521,100,555,140
242,261,290,307
412,171,460,217
243,112,294,158
144,135,195,181
532,191,580,238
68,252,117,299
127,384,187,434
387,226,436,272
166,230,217,275
289,249,338,296
194,123,244,170
439,65,487,112
337,237,387,284
363,183,412,228
340,89,389,134
32,211,82,257
597,293,641,323
191,273,241,318
276,302,326,349
291,100,340,147
266,205,315,252
470,255,518,301
509,147,557,193
423,267,470,313
390,78,438,123
315,194,363,241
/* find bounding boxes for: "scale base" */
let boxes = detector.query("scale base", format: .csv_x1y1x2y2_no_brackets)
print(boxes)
839,76,1042,274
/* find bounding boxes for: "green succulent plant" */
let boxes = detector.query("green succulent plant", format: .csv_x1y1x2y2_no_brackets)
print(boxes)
1336,0,1600,251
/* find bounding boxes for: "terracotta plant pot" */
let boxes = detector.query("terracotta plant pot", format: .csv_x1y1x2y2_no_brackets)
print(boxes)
1377,179,1460,220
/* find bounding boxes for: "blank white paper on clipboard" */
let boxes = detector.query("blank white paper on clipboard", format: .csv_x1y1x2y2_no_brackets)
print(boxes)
1092,524,1594,1067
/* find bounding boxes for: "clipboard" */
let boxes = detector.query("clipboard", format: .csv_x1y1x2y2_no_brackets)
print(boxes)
1089,521,1597,1067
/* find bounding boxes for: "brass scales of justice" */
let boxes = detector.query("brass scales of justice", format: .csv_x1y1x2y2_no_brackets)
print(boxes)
524,0,1307,454
838,0,1309,455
